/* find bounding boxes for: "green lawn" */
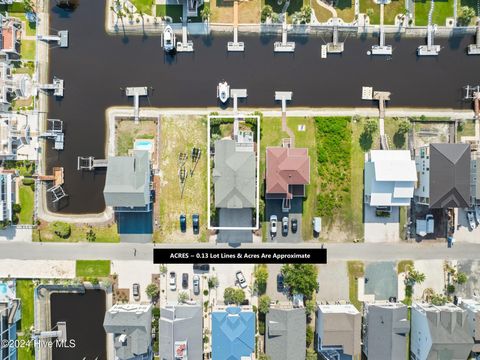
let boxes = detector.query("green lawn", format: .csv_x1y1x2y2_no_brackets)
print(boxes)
347,261,364,311
76,260,111,277
21,40,35,60
384,118,408,150
131,0,155,15
33,223,120,243
156,4,183,22
360,0,405,24
311,0,335,21
16,280,35,360
335,0,356,22
457,119,476,140
397,260,413,273
264,0,305,21
18,184,34,224
415,0,454,26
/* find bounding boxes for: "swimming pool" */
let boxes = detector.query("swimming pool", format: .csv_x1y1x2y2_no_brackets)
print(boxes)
0,283,7,294
134,139,154,152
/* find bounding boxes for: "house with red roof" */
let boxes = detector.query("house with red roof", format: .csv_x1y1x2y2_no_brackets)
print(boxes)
266,146,310,211
0,14,21,58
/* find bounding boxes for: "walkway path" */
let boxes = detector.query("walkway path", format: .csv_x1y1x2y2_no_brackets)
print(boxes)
315,0,338,19
281,113,295,145
233,0,238,27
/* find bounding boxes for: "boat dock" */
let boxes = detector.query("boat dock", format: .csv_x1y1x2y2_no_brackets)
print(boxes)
77,156,108,171
326,18,344,54
227,0,244,52
38,77,64,97
230,88,247,115
177,5,194,52
274,17,295,52
468,20,480,55
39,119,64,150
362,86,391,149
38,167,64,187
371,1,392,55
418,1,440,56
125,86,148,123
37,30,69,48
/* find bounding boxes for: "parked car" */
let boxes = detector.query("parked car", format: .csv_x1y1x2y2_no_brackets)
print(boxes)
193,275,200,295
192,214,199,234
270,215,277,236
467,211,477,230
169,271,176,291
236,270,247,289
180,214,186,232
475,206,480,224
313,217,322,236
291,218,298,233
282,217,288,236
132,283,140,301
277,273,284,292
193,264,210,272
182,273,189,289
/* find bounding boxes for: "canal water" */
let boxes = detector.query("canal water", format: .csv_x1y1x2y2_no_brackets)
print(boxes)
48,0,479,214
50,289,107,359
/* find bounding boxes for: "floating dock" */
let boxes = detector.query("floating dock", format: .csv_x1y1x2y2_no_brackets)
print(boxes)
77,156,108,171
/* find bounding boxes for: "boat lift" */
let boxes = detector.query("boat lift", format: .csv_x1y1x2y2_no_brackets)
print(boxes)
37,76,64,97
37,30,69,48
77,156,108,171
326,18,344,54
33,322,67,342
39,119,64,150
468,20,480,55
417,0,440,56
371,0,392,55
274,16,295,52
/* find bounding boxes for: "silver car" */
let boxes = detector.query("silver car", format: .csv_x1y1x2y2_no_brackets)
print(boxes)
193,275,200,295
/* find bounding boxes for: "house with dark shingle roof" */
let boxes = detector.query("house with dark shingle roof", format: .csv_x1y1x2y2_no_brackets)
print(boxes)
410,302,474,360
211,306,255,360
265,307,306,360
414,143,471,208
363,302,410,360
103,303,153,360
266,146,310,211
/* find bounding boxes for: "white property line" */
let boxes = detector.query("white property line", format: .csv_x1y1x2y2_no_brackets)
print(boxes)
207,114,261,231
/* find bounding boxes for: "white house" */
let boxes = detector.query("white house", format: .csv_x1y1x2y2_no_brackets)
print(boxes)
459,298,480,356
364,150,417,208
410,302,473,360
0,171,15,223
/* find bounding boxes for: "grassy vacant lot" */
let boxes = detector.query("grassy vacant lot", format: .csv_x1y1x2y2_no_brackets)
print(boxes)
334,0,356,22
347,261,364,311
115,119,156,156
384,117,408,149
155,116,208,243
16,280,35,360
360,0,405,24
131,0,155,15
311,0,335,22
415,0,454,25
21,40,35,61
19,184,34,224
210,0,260,23
264,0,305,20
33,222,120,243
457,119,476,139
76,260,111,277
156,4,183,22
316,117,363,241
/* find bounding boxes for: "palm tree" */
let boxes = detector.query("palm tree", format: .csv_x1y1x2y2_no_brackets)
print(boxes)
200,6,211,22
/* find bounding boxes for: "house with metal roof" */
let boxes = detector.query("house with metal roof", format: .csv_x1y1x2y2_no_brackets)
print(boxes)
410,302,474,360
414,143,471,208
0,171,15,223
159,304,203,360
266,146,310,212
211,306,255,360
364,150,417,208
0,14,21,59
362,302,410,360
103,303,153,360
315,303,362,360
0,280,21,360
265,307,306,360
471,153,480,206
459,298,480,356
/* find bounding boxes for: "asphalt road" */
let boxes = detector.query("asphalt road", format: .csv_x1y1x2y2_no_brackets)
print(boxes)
0,241,478,261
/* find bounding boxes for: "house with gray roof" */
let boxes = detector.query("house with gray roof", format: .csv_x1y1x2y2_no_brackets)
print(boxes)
104,150,151,211
265,307,306,360
414,143,471,208
159,304,203,360
103,303,153,360
410,302,474,360
459,298,480,356
363,302,410,360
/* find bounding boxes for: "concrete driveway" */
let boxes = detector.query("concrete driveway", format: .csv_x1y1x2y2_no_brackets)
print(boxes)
457,260,480,297
453,208,480,243
364,261,397,300
317,261,349,302
112,260,159,304
412,260,445,300
364,205,400,243
164,264,207,305
211,264,254,306
266,264,290,304
266,198,303,243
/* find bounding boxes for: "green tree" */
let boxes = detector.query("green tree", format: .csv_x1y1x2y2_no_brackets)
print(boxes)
366,8,374,18
12,203,21,213
306,325,314,347
364,119,378,134
224,287,245,304
258,354,271,360
200,6,211,22
305,299,316,317
306,348,318,360
261,5,273,22
86,229,96,242
23,0,35,13
52,222,71,239
254,264,268,294
430,293,448,306
458,6,476,26
146,283,160,299
455,272,468,285
397,120,411,134
208,276,219,289
405,267,426,286
258,294,271,314
178,291,189,303
281,264,318,298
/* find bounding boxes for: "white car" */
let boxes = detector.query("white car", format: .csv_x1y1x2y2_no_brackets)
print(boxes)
270,215,278,236
169,272,177,291
236,271,247,289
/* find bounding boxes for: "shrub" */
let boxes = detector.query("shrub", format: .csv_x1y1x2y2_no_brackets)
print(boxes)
258,319,265,335
12,203,21,213
52,222,71,238
306,326,314,347
203,289,209,296
447,284,456,294
22,178,35,186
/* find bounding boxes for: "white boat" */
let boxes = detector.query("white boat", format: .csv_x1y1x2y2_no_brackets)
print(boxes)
475,206,480,224
163,25,175,53
217,81,230,103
